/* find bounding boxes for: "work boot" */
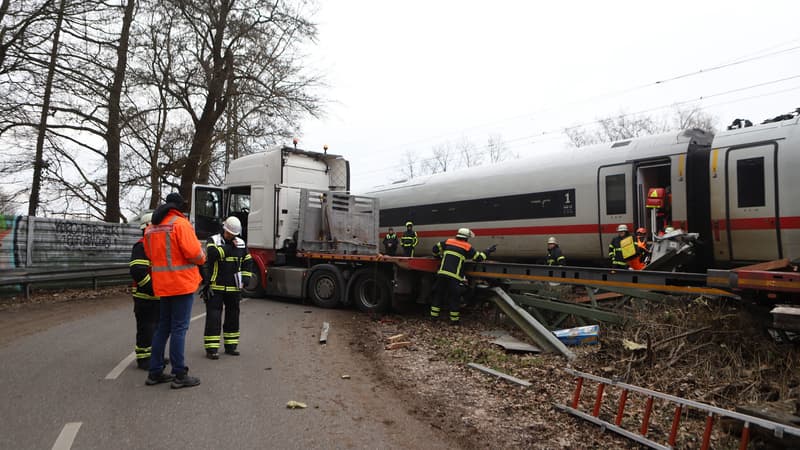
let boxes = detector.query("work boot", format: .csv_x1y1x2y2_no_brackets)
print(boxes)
136,357,150,370
206,351,219,360
145,372,175,386
224,347,240,356
171,370,200,389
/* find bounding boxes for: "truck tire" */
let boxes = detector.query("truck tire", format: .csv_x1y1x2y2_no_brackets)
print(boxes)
308,267,342,308
351,270,391,313
242,269,265,298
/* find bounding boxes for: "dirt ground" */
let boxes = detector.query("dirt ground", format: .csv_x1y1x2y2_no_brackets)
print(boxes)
2,284,799,449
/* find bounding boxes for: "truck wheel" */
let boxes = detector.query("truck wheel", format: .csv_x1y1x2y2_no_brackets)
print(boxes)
242,270,265,298
308,268,341,308
351,271,391,313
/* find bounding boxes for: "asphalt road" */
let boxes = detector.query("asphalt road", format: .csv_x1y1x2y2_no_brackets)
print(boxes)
0,295,453,449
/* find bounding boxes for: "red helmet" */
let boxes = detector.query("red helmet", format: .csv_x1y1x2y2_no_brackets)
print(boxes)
636,227,647,234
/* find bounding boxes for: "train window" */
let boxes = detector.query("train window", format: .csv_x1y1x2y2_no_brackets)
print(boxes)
605,174,626,215
737,157,765,207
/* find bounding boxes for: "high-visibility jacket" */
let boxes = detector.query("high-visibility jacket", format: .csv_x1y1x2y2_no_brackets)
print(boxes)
205,233,254,292
400,230,418,249
130,238,158,300
432,238,486,280
546,246,566,266
144,207,206,297
609,234,635,268
382,233,398,255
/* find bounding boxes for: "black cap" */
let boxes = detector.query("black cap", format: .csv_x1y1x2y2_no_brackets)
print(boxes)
166,192,187,210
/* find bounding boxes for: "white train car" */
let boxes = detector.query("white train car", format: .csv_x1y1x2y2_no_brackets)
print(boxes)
368,114,800,269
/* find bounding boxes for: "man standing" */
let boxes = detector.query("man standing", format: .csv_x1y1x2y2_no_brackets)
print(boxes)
545,236,566,266
400,221,418,257
203,216,253,359
143,192,206,389
382,227,398,256
430,228,488,325
129,212,159,370
628,227,650,270
609,224,635,269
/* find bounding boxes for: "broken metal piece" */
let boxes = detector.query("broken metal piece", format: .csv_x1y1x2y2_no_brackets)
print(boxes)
467,363,531,387
490,334,541,353
319,322,330,344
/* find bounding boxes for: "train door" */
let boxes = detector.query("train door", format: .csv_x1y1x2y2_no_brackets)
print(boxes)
633,159,671,236
724,143,780,261
597,164,633,256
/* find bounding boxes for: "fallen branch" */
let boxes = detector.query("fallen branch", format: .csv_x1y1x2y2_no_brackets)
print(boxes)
652,326,712,349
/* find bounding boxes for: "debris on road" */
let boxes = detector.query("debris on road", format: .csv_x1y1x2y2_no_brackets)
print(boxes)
385,341,412,350
622,338,647,351
553,324,599,346
320,321,330,344
286,400,307,409
386,333,407,342
467,362,531,387
341,374,351,379
489,334,541,353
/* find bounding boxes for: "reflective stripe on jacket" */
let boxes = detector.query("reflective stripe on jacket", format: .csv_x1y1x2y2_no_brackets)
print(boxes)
144,210,205,297
130,238,158,300
432,238,486,280
205,234,254,292
400,230,418,248
546,246,566,266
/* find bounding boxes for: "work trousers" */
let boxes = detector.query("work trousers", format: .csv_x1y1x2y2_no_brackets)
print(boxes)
133,298,160,362
149,293,194,376
204,291,241,353
430,276,461,323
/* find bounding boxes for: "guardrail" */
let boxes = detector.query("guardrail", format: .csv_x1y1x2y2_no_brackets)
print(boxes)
0,265,129,298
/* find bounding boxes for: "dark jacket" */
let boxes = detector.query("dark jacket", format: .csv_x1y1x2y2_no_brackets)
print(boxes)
383,232,398,255
432,238,486,280
205,233,254,292
546,246,566,266
130,238,158,300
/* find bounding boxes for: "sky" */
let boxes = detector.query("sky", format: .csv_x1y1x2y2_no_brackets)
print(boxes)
298,1,800,193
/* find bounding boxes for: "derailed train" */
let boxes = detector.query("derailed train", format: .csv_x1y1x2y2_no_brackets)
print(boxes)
368,110,800,270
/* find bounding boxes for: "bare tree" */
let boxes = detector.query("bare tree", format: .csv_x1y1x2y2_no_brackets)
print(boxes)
399,149,416,180
425,142,455,174
486,133,512,163
456,136,482,168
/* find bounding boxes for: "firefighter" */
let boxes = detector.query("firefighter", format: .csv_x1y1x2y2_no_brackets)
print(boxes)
144,192,206,388
130,212,160,370
202,216,254,359
545,236,566,266
400,221,418,257
608,224,635,269
430,228,490,325
628,227,650,271
382,227,398,256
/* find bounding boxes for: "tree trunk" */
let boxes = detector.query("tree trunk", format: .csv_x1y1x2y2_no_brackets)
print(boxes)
29,0,66,217
104,0,135,223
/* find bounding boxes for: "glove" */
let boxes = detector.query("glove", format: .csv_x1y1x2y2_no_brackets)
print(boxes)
199,283,211,303
484,244,497,256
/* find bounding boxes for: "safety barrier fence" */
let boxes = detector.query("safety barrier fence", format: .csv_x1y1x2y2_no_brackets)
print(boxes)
556,368,800,450
0,265,129,297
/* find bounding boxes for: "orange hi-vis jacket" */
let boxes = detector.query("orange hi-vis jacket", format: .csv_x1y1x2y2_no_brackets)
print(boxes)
143,209,206,297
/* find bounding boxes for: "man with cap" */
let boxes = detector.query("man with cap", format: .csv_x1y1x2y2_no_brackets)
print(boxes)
202,216,254,359
143,192,206,389
545,236,566,266
400,221,418,256
129,212,160,370
430,228,490,325
382,227,398,256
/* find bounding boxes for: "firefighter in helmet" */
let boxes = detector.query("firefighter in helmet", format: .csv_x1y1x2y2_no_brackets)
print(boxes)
430,228,492,325
628,227,650,271
545,236,566,266
129,212,161,370
400,221,418,257
202,216,254,359
382,227,398,256
609,224,635,269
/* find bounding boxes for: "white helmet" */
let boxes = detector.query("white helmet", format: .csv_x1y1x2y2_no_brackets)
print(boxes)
456,228,475,239
139,212,153,230
547,236,558,245
664,226,675,233
223,216,242,236
617,224,628,232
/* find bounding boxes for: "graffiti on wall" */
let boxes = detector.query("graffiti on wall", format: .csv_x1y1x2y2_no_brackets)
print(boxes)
54,221,126,249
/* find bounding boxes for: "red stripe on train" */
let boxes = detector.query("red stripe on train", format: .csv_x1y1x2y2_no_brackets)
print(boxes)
387,216,800,238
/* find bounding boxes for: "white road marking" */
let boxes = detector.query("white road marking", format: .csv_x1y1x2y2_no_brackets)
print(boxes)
52,422,81,450
104,299,248,379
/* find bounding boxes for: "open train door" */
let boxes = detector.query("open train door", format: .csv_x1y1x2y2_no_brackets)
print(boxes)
597,164,634,258
724,143,781,261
